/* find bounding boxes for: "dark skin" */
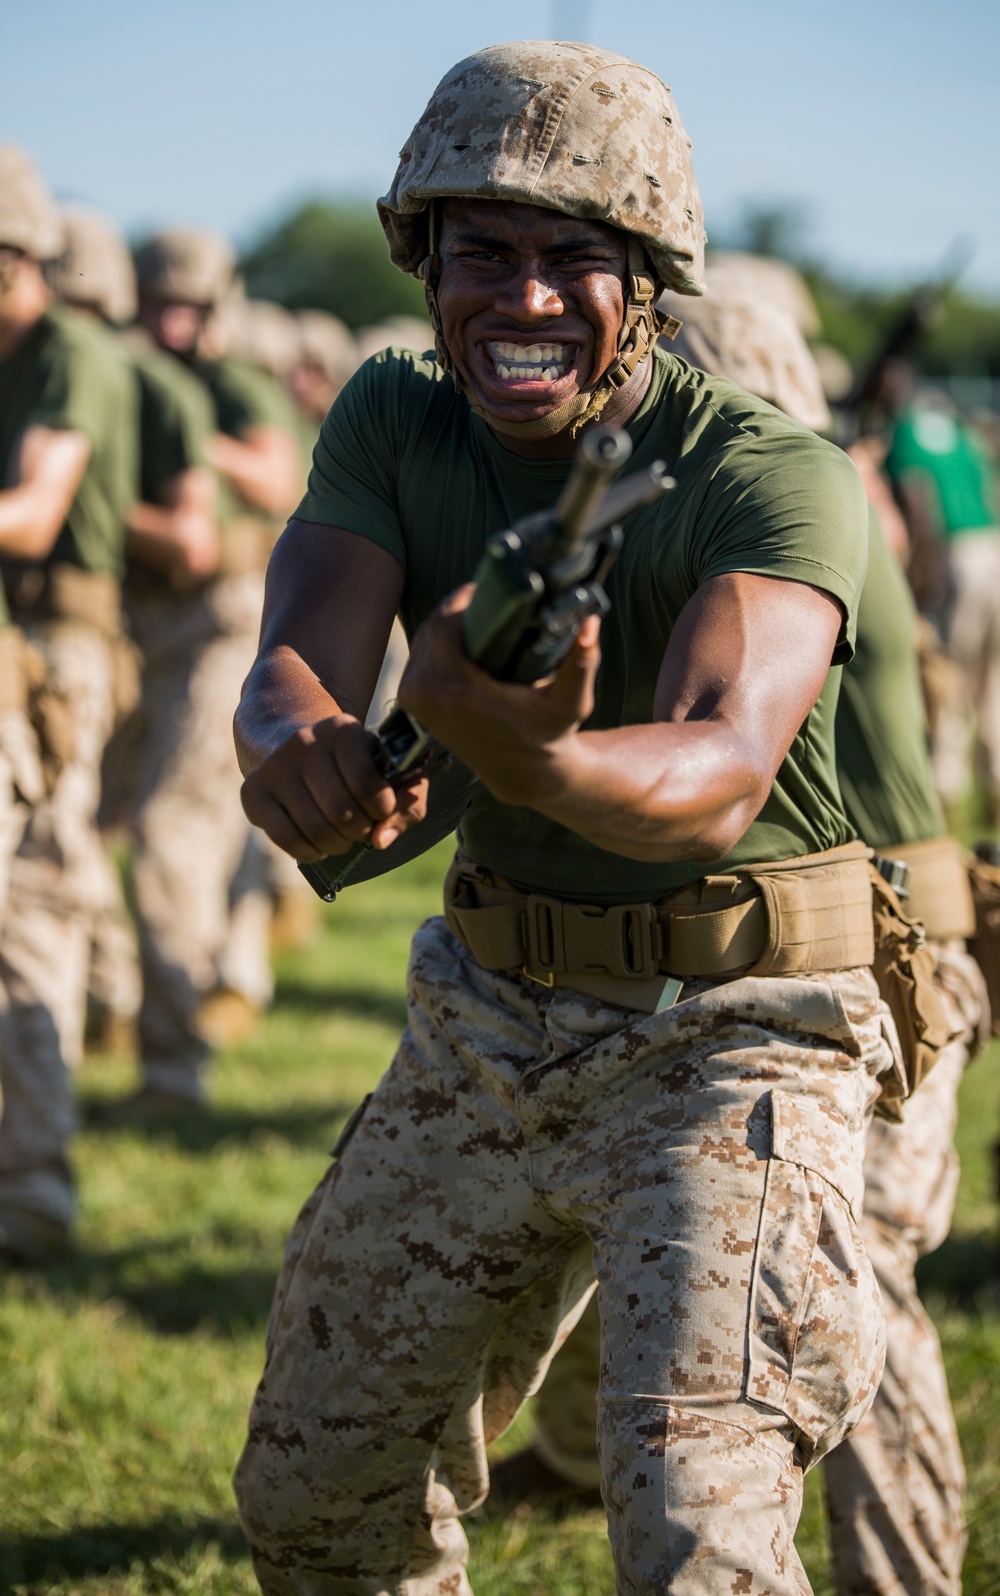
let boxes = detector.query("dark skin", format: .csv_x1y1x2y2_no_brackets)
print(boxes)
237,199,844,866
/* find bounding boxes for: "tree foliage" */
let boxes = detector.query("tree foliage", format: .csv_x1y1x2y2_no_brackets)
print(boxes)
240,200,427,330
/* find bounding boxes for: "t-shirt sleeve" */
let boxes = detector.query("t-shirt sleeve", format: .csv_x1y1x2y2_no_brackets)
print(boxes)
690,430,869,662
28,330,111,448
295,354,407,568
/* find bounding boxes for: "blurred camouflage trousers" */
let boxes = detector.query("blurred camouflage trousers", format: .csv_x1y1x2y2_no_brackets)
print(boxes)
235,914,894,1596
822,939,985,1596
931,530,1000,809
0,625,114,1224
123,575,270,1101
0,704,42,921
530,939,985,1596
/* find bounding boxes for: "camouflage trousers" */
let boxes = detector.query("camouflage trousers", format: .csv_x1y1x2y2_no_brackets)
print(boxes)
530,940,985,1596
931,529,1000,808
821,939,985,1596
124,576,270,1101
0,705,43,923
0,625,114,1224
235,914,895,1595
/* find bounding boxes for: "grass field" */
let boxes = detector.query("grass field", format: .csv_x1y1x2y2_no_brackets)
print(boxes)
2,839,999,1595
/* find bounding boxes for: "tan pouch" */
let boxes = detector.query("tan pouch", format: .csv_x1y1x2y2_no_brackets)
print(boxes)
5,561,121,641
742,842,875,976
217,518,274,578
869,867,958,1119
886,835,976,941
968,853,1000,1037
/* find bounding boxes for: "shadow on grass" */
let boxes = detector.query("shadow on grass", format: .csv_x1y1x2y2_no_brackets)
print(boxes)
79,1095,353,1155
917,1229,1000,1311
0,1514,247,1589
273,977,408,1030
15,1238,282,1337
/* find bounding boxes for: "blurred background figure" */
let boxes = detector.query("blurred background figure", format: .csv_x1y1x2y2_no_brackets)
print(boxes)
878,362,1000,826
0,148,135,1260
102,226,301,1119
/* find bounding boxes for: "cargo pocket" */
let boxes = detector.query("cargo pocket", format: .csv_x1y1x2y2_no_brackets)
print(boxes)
746,1089,884,1467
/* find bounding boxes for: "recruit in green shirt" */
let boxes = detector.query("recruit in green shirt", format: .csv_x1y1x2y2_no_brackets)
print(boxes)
194,355,306,530
885,405,998,538
297,346,870,904
0,305,135,579
835,509,943,851
126,337,214,507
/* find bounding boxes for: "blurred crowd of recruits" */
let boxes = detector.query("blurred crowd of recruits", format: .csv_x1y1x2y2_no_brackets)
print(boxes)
0,140,998,1270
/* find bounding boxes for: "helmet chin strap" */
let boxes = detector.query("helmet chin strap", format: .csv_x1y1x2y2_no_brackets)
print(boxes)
419,217,676,442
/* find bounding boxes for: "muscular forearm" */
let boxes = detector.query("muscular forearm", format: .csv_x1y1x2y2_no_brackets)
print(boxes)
481,719,767,863
206,428,299,516
235,647,346,777
0,481,63,558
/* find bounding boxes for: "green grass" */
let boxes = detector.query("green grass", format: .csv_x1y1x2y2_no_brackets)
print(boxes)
2,839,998,1595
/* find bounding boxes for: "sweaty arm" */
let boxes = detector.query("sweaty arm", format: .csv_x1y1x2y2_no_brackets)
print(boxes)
399,571,844,864
127,465,219,587
0,425,90,559
206,424,300,517
236,520,428,861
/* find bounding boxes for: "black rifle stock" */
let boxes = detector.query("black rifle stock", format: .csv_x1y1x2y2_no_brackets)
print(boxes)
299,424,673,902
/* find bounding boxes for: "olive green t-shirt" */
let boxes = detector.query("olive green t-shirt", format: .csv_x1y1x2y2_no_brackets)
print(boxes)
835,509,943,850
127,339,214,506
298,347,870,903
0,306,135,578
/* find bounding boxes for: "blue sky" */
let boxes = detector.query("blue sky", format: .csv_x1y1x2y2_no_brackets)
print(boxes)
3,0,999,291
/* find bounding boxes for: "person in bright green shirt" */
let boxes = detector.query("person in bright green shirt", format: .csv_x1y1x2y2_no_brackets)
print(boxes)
884,372,1000,819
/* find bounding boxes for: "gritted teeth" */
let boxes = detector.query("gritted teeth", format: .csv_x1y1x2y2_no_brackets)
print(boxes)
487,340,571,383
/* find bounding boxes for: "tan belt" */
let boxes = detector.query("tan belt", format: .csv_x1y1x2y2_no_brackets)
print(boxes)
444,842,875,1012
882,835,976,942
4,561,121,641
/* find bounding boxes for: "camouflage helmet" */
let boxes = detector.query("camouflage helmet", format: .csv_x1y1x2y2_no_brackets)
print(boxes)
48,207,137,324
703,251,820,339
378,41,705,438
660,271,830,433
354,315,434,364
295,310,359,387
221,294,301,378
0,145,63,260
134,228,234,307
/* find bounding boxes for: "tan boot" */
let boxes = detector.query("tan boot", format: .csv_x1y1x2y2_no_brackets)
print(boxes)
195,985,261,1049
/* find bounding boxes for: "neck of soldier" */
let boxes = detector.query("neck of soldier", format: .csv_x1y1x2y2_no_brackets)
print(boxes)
489,356,654,461
0,261,51,362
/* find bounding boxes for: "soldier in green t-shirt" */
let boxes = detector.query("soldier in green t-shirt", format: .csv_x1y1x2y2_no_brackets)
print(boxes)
0,149,137,1262
230,45,898,1596
67,225,301,1119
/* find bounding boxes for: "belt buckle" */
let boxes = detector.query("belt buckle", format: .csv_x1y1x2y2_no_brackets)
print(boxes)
607,902,659,980
523,895,565,987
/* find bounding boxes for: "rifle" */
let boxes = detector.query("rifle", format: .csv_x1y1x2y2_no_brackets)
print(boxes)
298,424,673,902
835,236,974,440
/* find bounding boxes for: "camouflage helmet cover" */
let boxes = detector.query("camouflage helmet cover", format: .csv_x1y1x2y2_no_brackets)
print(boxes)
134,228,235,307
660,270,830,432
703,251,821,338
379,41,705,296
48,207,137,324
0,145,63,260
295,310,359,386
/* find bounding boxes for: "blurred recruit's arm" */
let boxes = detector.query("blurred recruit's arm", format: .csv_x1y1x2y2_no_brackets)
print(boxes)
0,425,90,558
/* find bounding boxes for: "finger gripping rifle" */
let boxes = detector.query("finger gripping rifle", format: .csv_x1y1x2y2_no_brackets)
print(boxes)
299,424,673,901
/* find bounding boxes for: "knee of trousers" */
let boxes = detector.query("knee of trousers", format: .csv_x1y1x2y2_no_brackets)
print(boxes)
233,1402,432,1581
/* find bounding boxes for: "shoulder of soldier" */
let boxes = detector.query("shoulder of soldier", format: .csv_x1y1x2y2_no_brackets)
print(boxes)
197,353,297,430
126,336,212,418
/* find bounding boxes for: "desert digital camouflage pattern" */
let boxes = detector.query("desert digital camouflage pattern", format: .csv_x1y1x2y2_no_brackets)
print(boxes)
0,628,116,1224
134,228,235,306
354,315,435,363
660,278,831,432
705,250,822,337
235,915,894,1595
378,41,706,296
0,144,63,260
48,207,137,324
